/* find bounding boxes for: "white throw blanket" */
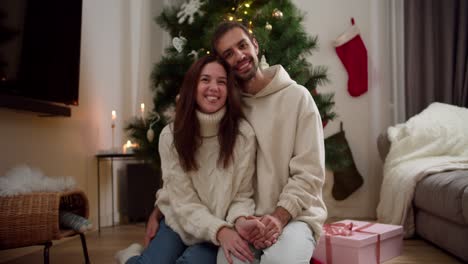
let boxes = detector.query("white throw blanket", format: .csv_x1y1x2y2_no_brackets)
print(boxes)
377,103,468,237
0,165,76,196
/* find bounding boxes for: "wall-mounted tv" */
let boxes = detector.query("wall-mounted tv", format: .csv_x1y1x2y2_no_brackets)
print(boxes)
0,0,82,116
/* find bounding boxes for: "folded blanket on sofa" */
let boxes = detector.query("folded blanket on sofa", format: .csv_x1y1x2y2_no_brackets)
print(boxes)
377,102,468,237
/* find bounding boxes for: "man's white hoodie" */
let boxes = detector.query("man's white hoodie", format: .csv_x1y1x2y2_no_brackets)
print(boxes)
241,65,327,241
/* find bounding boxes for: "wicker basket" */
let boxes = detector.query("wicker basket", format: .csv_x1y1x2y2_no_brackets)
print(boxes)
0,189,89,250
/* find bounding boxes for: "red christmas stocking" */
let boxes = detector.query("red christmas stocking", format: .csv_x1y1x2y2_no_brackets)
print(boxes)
334,18,368,97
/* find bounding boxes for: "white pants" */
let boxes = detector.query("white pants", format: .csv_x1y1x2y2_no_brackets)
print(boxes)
216,221,316,264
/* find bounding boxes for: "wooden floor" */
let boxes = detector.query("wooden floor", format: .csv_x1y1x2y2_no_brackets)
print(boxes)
0,223,463,264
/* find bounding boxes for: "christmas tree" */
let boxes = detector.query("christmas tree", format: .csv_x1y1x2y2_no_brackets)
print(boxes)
126,0,339,169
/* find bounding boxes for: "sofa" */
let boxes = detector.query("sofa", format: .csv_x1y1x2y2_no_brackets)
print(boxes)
378,132,468,262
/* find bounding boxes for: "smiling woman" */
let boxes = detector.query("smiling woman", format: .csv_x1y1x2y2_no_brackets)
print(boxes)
196,61,228,114
115,54,261,264
173,55,241,172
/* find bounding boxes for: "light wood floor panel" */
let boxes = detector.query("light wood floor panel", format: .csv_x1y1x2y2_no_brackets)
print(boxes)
0,224,463,264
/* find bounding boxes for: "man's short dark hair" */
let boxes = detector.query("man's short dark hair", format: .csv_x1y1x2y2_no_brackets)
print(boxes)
211,21,255,57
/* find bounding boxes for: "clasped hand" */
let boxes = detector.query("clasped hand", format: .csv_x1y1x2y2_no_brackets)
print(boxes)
218,215,283,263
243,215,282,250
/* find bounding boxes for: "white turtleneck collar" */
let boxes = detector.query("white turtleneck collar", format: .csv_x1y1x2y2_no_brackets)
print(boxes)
196,107,226,137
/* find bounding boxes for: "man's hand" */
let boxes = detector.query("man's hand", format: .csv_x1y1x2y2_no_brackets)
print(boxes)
235,216,265,242
252,207,291,249
144,207,163,248
252,215,282,249
217,227,254,264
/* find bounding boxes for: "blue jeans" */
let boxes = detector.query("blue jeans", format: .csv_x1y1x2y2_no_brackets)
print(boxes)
126,218,217,264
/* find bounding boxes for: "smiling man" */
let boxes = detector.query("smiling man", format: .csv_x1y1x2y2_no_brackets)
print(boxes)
211,22,327,264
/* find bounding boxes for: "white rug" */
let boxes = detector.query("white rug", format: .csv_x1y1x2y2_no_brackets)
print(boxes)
0,165,76,196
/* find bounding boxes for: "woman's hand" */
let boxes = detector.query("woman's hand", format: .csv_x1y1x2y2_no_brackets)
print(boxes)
217,227,254,264
144,207,163,247
235,216,265,242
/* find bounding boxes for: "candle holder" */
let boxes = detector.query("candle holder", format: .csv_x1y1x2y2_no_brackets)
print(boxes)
111,123,115,152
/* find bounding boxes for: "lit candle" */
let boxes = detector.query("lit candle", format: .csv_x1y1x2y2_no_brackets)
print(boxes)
111,110,116,126
140,103,145,119
123,140,131,153
122,140,138,154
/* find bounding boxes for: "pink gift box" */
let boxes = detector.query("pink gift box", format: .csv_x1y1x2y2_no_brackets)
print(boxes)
312,220,403,264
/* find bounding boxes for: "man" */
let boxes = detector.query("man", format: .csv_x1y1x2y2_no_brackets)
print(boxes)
145,21,327,264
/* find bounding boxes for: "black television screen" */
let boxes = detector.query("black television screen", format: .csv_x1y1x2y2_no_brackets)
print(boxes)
0,0,82,116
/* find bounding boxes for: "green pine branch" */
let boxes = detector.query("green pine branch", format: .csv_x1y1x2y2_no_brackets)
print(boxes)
126,0,344,172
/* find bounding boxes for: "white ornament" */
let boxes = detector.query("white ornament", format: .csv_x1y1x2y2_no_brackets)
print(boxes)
272,8,283,19
188,50,199,60
172,36,187,53
177,0,205,24
260,55,269,69
146,128,154,142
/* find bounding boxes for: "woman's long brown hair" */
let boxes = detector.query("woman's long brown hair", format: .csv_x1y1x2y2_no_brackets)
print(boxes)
173,55,243,172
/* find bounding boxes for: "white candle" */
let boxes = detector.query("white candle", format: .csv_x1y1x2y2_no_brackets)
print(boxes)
111,110,116,126
140,103,145,119
123,140,131,153
123,140,138,154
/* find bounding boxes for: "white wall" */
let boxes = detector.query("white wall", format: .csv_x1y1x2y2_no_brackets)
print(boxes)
294,0,393,218
0,0,164,227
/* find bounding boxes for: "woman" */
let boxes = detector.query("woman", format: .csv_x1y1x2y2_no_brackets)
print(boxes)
116,55,262,264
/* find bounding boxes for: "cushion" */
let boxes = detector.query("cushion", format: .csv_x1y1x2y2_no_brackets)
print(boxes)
414,170,468,225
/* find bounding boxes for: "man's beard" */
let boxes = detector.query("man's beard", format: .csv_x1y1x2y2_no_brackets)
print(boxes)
235,57,258,82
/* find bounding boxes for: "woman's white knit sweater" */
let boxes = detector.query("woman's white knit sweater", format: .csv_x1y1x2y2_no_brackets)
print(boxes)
155,107,256,246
